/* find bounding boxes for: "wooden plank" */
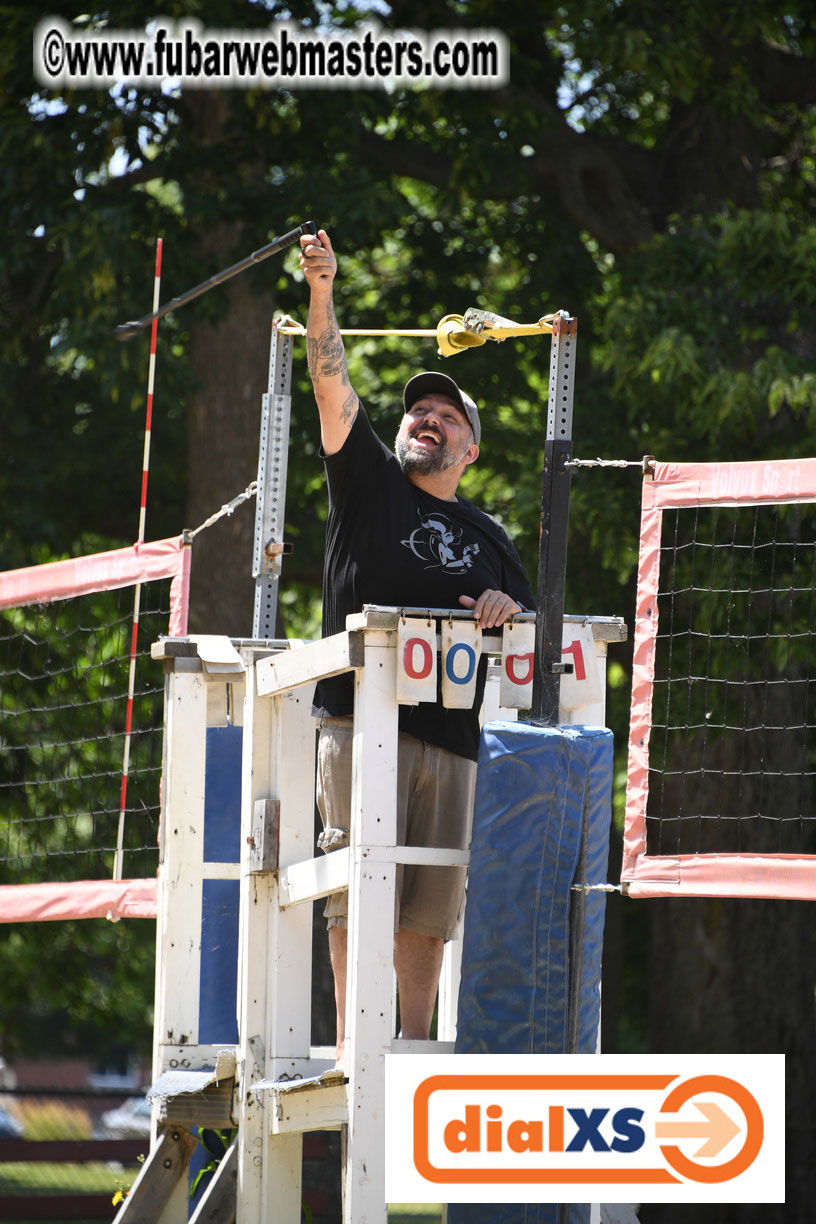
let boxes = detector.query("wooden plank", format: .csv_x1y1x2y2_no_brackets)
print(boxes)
255,631,364,698
280,845,469,907
200,861,240,880
154,669,207,1052
157,1043,237,1073
111,1129,198,1223
260,688,315,1217
344,637,399,1224
278,848,349,907
390,1039,456,1054
152,637,200,660
361,845,470,867
188,1140,238,1224
438,908,464,1043
249,799,280,873
280,844,470,907
347,606,627,643
347,605,535,631
235,664,308,1223
268,1083,348,1134
158,1080,235,1130
571,615,628,643
235,661,278,1223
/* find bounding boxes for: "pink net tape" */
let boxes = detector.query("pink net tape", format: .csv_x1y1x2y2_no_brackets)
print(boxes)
0,535,190,636
0,878,157,923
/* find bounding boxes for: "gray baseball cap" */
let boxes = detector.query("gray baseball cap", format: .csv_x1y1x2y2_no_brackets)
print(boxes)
402,371,481,446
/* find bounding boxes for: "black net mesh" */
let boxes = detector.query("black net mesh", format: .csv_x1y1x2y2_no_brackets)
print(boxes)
0,583,168,884
647,502,816,857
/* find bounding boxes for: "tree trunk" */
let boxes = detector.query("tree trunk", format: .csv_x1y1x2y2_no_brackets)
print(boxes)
185,266,275,635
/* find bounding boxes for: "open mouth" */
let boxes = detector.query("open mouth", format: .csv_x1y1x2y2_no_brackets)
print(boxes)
412,428,443,447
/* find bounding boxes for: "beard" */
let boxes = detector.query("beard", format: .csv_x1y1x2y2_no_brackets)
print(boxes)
395,428,469,476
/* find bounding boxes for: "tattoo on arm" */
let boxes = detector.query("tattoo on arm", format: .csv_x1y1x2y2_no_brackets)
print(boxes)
307,292,357,434
318,354,346,378
341,389,359,426
309,298,348,383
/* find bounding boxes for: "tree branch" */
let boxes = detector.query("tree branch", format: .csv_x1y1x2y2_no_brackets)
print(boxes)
744,37,816,107
356,121,654,254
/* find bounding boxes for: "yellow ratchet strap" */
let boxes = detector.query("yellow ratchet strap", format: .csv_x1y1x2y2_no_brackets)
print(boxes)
275,309,558,358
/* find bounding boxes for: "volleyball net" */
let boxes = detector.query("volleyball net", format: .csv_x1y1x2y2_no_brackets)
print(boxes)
622,458,816,899
5,455,816,918
0,536,190,921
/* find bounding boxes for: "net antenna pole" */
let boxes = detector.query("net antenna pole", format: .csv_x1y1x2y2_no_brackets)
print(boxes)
113,221,317,340
531,310,577,726
252,322,294,638
115,237,163,885
113,219,316,637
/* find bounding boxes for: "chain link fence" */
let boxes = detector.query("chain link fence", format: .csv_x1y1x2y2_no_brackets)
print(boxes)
0,1088,146,1221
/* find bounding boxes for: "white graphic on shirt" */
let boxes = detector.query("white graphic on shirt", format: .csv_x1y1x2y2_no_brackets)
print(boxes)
401,512,480,573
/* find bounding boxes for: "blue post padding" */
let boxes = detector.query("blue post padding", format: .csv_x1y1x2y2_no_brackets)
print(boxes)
199,878,240,1045
449,723,613,1224
575,729,614,1055
456,722,613,1055
197,726,242,1045
203,725,243,863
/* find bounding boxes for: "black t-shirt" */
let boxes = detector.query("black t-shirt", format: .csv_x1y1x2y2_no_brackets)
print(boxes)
313,405,535,761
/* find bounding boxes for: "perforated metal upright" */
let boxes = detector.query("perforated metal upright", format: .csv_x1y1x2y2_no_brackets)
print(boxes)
532,310,577,726
252,325,294,639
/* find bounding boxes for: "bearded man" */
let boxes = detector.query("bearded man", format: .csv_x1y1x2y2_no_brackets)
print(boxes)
300,229,534,1061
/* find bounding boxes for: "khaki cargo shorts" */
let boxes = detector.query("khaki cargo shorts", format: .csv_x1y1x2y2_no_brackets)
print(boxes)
316,718,476,942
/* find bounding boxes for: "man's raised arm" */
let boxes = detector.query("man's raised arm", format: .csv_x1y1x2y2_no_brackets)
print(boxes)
299,229,358,455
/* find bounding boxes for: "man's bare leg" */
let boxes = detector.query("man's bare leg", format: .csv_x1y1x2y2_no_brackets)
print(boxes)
393,927,445,1039
329,924,444,1059
328,924,347,1065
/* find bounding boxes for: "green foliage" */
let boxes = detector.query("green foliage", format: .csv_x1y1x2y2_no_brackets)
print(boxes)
189,1127,237,1198
0,916,156,1062
3,0,816,1072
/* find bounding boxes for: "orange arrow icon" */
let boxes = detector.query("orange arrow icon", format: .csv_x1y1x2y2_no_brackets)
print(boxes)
656,1101,741,1158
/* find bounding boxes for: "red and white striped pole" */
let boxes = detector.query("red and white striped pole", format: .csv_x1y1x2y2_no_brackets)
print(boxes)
115,238,163,885
136,238,163,545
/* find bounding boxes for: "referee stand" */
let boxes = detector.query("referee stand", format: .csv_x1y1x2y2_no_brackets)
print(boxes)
115,309,626,1222
116,603,622,1224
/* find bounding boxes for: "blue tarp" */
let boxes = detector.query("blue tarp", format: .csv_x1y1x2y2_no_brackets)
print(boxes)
450,722,614,1224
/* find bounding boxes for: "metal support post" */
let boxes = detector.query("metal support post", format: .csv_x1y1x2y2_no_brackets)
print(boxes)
252,326,294,638
531,311,577,725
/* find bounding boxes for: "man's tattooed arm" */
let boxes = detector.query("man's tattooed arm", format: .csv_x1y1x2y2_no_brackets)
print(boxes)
308,299,348,382
301,231,359,453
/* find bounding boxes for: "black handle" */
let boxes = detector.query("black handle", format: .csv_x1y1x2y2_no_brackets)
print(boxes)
114,221,318,340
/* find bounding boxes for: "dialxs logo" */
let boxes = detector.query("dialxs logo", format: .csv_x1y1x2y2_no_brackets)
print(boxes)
384,1054,784,1204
